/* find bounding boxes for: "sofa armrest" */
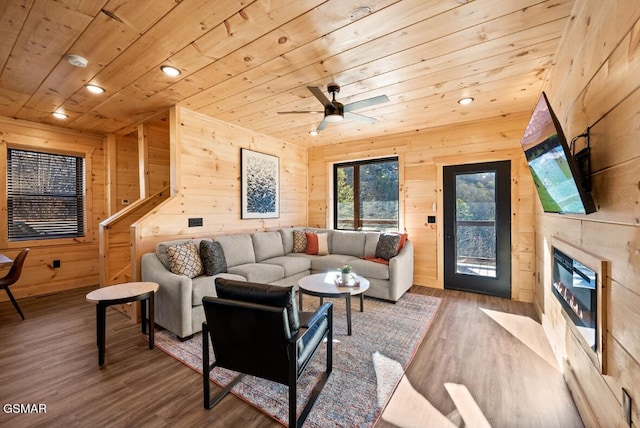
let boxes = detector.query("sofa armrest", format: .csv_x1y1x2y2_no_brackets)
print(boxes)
141,252,194,338
388,240,414,301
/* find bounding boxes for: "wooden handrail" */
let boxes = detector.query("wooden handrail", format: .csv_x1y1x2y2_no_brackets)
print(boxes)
99,186,169,287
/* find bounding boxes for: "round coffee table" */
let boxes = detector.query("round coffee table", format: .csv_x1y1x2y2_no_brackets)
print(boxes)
86,281,159,366
298,272,369,336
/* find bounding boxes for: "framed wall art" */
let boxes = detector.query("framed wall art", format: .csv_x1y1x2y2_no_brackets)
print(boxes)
241,148,280,219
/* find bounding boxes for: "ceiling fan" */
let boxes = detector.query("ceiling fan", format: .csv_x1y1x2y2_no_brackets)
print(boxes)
278,84,389,132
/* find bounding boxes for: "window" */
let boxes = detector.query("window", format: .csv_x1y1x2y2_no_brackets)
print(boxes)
7,148,85,241
334,157,399,231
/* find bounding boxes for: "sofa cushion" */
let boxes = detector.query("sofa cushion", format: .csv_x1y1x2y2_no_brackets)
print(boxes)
252,231,284,262
278,228,303,254
375,233,402,260
332,230,366,257
215,234,256,267
306,253,359,272
200,240,227,276
227,263,284,283
306,232,329,255
191,273,246,306
156,238,212,270
215,278,300,335
261,256,311,277
292,230,307,253
349,258,390,280
167,242,204,278
364,232,381,258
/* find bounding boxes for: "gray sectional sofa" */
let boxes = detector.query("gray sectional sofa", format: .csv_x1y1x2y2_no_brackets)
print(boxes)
141,228,414,339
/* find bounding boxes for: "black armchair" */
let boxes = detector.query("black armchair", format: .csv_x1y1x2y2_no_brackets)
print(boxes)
202,278,333,428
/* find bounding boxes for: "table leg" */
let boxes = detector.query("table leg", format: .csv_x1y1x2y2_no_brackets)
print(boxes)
360,293,364,312
345,294,352,336
97,303,106,366
141,297,147,335
299,290,304,311
149,293,155,350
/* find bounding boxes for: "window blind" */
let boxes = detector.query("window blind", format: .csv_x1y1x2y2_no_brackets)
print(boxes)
7,149,85,240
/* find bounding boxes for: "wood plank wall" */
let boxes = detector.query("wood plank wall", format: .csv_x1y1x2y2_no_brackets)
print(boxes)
114,134,139,212
535,1,640,426
308,112,537,302
0,117,105,301
139,113,170,197
130,106,308,280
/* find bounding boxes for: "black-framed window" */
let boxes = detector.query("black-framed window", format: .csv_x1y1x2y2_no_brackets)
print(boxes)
334,157,399,231
7,148,85,241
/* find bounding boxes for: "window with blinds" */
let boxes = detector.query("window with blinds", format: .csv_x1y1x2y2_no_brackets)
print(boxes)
7,148,85,241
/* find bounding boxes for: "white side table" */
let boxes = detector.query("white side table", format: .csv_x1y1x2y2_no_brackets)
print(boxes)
86,282,159,366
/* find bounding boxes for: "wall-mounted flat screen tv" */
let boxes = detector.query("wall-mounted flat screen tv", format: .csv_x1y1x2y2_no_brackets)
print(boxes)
520,92,596,214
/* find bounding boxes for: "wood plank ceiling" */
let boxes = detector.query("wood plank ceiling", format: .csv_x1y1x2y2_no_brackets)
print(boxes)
0,0,576,147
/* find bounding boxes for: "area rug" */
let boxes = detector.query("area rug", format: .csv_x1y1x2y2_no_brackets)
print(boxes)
153,293,441,427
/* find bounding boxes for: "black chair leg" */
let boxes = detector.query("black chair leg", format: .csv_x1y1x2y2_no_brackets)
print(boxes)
203,322,244,410
4,287,24,320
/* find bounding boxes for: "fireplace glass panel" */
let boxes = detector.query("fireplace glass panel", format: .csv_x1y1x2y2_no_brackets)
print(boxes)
552,247,597,350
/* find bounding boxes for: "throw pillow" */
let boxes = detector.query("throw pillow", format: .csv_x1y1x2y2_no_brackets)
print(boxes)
305,232,329,255
305,232,318,255
292,230,307,253
200,240,227,276
167,242,203,278
316,232,329,255
398,233,408,252
375,233,402,261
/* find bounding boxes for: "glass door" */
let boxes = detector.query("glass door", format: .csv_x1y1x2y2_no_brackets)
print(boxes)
443,161,511,298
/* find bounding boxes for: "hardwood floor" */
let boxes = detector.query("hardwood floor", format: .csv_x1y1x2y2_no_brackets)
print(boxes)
0,286,583,427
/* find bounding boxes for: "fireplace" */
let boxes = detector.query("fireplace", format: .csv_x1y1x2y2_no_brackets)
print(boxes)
552,247,597,350
551,238,607,374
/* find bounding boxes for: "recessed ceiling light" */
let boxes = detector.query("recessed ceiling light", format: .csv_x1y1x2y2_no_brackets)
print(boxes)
309,130,319,136
67,54,88,68
85,84,105,94
160,65,181,77
52,112,68,119
458,97,474,105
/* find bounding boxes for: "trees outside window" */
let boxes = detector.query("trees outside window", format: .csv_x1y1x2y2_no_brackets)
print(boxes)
7,148,85,241
334,157,398,231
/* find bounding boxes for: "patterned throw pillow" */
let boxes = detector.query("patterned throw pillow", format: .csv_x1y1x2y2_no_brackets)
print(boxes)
375,233,402,261
292,230,307,253
167,242,203,278
200,240,227,276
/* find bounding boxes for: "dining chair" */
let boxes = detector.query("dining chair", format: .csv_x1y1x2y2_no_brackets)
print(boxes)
0,248,30,320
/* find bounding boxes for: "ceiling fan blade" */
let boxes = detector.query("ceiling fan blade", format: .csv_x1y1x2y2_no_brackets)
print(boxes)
344,95,390,112
277,110,323,114
316,117,330,131
345,111,377,124
308,86,332,107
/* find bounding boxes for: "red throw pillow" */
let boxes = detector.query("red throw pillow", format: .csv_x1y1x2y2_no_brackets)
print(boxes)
305,232,319,255
364,256,390,265
398,233,408,252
